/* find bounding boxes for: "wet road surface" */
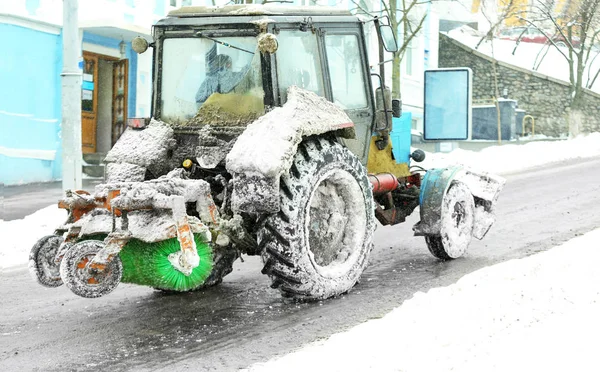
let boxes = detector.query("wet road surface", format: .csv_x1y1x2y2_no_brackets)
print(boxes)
2,157,600,371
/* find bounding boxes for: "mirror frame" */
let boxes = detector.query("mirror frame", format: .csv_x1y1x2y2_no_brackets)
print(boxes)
379,25,398,53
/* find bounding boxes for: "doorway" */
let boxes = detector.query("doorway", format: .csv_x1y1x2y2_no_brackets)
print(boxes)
81,51,129,155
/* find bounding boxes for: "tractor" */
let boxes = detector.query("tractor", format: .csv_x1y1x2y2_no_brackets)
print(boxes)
29,4,504,301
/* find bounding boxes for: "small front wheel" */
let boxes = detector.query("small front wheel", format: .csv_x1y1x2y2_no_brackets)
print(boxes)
29,235,64,287
425,182,475,260
59,240,123,298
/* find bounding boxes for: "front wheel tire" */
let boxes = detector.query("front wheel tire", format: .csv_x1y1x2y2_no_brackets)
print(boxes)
29,235,64,287
259,136,375,300
425,182,475,260
60,240,123,298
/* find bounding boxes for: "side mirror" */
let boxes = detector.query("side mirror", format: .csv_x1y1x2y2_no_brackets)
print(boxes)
392,98,401,118
379,25,398,53
132,36,149,54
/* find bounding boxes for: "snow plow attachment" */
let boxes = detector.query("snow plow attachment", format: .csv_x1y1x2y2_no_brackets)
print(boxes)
413,166,505,259
29,173,218,298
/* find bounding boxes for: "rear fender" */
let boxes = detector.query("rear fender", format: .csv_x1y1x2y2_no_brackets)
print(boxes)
413,167,505,240
413,167,463,237
455,169,506,239
226,86,356,214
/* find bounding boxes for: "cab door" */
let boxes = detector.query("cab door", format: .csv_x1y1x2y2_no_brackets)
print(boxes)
321,29,374,164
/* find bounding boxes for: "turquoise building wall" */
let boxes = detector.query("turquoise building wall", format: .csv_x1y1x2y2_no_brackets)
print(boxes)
0,23,63,185
0,23,138,186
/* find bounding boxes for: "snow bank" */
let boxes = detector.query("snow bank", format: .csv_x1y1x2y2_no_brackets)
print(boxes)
245,228,600,372
419,133,600,174
0,205,67,270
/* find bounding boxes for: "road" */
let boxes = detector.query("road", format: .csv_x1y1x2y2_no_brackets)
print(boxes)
2,179,102,221
1,157,600,372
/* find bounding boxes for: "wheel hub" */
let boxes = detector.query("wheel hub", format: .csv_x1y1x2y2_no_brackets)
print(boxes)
306,168,367,276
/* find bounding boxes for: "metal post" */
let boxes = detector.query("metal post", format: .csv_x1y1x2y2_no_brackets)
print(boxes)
61,0,82,191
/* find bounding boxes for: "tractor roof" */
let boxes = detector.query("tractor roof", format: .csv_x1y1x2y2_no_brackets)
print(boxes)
168,4,352,18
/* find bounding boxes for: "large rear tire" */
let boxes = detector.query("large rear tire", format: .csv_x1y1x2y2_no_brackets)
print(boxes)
259,136,375,300
425,182,475,260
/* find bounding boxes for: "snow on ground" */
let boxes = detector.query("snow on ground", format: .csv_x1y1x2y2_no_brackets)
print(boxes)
244,228,600,372
241,134,600,372
2,134,600,371
419,132,600,174
0,205,67,269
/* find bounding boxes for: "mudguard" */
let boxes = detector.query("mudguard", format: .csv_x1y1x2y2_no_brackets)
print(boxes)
226,86,356,214
414,166,505,240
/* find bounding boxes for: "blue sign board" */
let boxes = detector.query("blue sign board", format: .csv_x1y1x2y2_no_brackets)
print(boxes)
424,68,472,140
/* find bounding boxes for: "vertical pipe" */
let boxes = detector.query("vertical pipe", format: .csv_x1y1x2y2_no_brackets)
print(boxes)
61,0,82,191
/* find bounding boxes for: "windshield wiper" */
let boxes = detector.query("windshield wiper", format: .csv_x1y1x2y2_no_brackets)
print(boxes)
195,32,255,54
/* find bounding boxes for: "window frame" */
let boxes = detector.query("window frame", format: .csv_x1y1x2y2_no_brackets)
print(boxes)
272,25,329,106
153,26,265,123
322,31,370,110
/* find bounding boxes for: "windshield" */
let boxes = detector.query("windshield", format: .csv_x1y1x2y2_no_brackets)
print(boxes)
159,36,264,127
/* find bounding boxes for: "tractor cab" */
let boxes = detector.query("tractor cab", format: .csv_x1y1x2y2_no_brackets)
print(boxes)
140,5,377,164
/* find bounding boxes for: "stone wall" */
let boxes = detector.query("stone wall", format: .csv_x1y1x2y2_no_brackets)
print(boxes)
438,33,600,137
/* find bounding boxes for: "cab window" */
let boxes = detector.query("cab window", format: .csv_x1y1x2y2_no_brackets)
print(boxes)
275,30,325,103
324,33,368,110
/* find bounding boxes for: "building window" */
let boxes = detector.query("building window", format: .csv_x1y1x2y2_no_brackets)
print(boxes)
170,0,177,6
182,0,192,5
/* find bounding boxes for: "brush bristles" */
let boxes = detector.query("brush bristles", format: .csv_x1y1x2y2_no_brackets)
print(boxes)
119,235,213,291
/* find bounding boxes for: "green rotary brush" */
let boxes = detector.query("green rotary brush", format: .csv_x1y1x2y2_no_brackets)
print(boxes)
120,234,213,292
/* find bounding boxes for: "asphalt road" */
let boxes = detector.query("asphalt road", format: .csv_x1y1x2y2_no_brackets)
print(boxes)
2,157,600,372
2,179,102,221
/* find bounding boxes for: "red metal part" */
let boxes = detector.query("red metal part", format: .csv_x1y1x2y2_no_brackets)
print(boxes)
407,173,422,188
369,173,399,195
105,189,122,216
59,190,96,222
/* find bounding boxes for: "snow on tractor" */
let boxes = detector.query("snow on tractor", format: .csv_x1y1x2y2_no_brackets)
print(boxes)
29,5,505,300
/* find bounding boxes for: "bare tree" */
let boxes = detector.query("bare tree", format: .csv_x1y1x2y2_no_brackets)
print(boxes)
350,0,428,100
475,0,525,49
521,0,600,135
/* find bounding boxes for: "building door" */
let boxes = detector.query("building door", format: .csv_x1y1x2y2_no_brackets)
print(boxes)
82,52,99,153
112,59,128,146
